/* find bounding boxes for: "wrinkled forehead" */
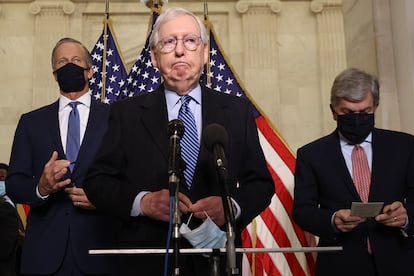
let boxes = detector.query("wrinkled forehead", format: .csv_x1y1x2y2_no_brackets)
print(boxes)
158,14,201,38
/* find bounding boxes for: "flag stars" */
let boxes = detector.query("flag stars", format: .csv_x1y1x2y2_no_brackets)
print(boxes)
112,64,120,72
138,83,146,91
109,75,117,83
225,78,234,86
218,63,226,71
151,76,159,84
210,48,217,56
145,60,153,68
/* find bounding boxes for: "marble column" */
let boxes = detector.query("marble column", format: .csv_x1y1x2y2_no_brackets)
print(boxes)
29,0,75,108
236,0,282,122
310,0,347,133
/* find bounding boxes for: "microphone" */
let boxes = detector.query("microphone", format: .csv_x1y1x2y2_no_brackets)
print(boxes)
168,119,185,185
202,123,229,169
203,124,239,275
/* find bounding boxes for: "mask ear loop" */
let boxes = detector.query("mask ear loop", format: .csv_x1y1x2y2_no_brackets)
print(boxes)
185,213,194,225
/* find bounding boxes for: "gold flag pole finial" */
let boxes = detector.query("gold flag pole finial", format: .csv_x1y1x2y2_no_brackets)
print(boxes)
141,0,166,10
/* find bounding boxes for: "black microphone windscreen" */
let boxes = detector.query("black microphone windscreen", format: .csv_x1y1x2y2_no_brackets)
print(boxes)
168,119,185,138
202,123,229,152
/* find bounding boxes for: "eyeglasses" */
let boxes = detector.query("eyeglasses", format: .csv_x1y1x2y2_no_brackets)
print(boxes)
157,34,202,53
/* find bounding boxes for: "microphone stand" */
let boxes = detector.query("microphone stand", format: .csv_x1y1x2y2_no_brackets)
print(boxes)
168,126,183,276
169,172,181,276
215,155,239,276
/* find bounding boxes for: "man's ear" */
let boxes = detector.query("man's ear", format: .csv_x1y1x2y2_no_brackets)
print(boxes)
330,104,338,121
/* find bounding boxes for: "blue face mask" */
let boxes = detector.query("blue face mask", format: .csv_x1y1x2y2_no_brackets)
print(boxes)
0,181,5,197
180,213,227,251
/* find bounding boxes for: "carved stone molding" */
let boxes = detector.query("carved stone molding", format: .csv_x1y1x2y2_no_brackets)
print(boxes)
29,1,75,15
310,0,342,14
236,0,282,14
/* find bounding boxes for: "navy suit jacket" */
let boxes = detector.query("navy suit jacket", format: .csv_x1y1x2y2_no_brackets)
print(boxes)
293,128,414,276
84,85,274,274
7,98,121,275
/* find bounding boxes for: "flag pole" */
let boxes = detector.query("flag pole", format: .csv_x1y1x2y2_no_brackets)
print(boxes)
203,3,212,88
100,0,110,103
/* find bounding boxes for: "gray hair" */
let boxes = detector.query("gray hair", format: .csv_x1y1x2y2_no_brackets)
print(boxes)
51,37,93,71
149,7,208,51
330,68,379,107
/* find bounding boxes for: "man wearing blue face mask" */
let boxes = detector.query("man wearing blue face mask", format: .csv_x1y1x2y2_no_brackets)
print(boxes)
292,68,414,276
6,38,121,276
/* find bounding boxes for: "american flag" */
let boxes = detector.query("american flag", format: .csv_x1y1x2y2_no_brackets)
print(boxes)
122,11,161,98
89,17,128,104
202,19,315,276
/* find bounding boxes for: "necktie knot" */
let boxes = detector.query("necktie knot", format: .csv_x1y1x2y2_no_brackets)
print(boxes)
180,95,192,107
69,101,80,109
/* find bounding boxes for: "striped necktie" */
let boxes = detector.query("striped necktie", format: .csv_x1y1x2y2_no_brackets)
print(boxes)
352,144,372,253
66,101,80,172
352,144,371,202
178,95,199,188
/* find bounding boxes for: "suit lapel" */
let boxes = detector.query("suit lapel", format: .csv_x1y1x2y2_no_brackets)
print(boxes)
201,87,231,130
75,100,106,172
49,101,66,159
140,88,169,160
326,132,361,200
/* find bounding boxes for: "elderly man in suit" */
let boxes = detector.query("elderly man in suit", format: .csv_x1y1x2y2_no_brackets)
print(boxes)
6,38,120,276
293,68,414,276
84,7,274,276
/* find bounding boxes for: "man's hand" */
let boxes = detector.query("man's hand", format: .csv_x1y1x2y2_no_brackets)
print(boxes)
334,209,366,232
37,151,71,196
65,187,96,210
190,196,225,226
141,189,192,222
375,201,407,227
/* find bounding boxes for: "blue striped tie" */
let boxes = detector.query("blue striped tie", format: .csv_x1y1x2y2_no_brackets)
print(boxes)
178,95,199,188
66,101,80,172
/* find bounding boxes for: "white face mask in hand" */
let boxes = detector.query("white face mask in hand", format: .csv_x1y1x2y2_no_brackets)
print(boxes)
180,212,227,249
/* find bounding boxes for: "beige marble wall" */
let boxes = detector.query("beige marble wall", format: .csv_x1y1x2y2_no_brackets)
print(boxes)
0,0,413,164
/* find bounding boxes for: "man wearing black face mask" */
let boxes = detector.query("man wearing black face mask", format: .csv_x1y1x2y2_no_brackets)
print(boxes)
293,68,414,276
6,38,121,276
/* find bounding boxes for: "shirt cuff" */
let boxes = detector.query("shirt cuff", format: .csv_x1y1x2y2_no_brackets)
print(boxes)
36,185,49,200
130,191,150,217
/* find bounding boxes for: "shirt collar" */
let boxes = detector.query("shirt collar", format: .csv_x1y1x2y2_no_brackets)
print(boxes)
59,92,91,111
165,84,202,109
339,132,372,147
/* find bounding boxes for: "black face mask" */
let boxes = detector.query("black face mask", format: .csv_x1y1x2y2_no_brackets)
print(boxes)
337,113,374,144
55,63,87,93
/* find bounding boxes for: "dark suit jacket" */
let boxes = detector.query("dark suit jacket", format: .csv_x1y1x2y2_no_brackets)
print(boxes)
293,128,414,276
0,199,18,276
6,99,121,275
84,85,274,274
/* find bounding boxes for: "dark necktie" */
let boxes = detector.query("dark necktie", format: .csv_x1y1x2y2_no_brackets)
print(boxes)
178,95,199,188
66,101,80,171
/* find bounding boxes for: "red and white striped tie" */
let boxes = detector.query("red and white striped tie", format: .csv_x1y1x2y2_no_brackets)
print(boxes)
352,144,372,253
352,144,371,202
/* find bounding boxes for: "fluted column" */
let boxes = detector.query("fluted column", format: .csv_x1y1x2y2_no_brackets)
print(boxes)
236,0,282,122
310,0,347,133
29,0,75,108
